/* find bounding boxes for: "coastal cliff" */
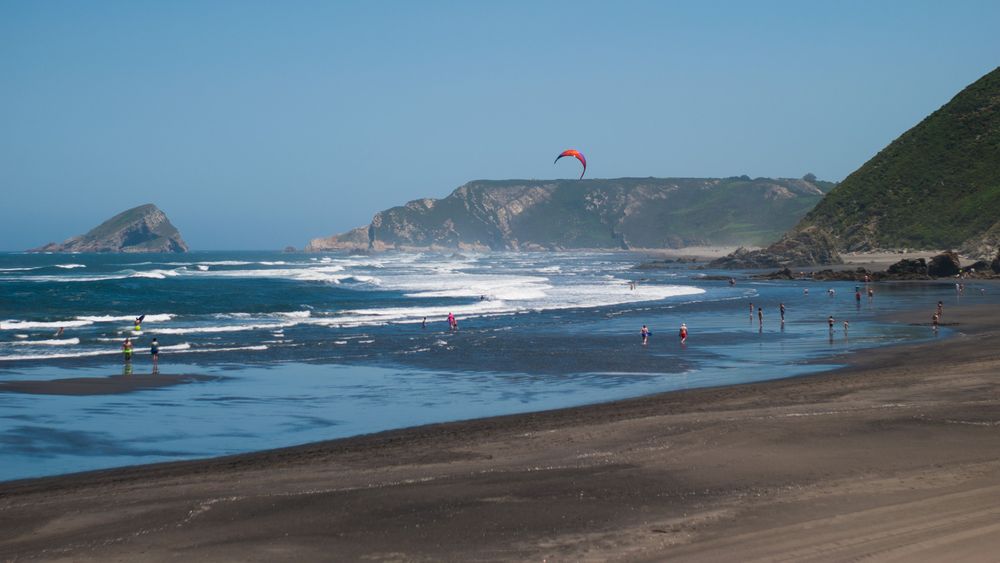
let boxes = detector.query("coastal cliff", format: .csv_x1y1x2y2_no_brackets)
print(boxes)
31,204,189,253
307,177,833,252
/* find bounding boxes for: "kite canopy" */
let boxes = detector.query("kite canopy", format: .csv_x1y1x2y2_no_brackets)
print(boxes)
554,149,587,179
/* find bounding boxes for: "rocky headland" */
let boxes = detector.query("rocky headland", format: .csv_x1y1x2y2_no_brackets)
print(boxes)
307,176,833,252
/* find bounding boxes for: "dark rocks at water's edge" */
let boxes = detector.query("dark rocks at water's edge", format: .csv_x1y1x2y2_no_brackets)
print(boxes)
283,246,297,253
708,226,843,269
927,251,961,277
30,204,188,253
751,251,1000,282
634,257,700,270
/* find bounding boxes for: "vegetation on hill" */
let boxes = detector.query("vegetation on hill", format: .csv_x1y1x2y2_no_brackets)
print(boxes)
795,66,1000,253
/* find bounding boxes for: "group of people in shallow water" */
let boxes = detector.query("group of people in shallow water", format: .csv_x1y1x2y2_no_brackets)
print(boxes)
641,323,687,345
118,315,159,371
121,336,160,370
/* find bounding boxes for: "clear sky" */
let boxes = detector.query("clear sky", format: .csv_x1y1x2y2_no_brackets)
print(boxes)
2,1,998,250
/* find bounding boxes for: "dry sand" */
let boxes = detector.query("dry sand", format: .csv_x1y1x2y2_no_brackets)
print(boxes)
3,305,1000,561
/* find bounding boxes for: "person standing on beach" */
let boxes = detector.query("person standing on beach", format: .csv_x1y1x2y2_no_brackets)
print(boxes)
779,303,786,323
447,312,457,331
937,301,944,318
421,317,427,329
757,306,763,329
641,324,649,345
868,286,874,302
150,338,160,371
679,323,688,344
843,320,849,333
932,313,940,331
749,302,754,320
122,337,133,362
828,315,835,331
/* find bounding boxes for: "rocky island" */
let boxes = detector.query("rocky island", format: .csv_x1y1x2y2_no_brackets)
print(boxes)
30,204,188,253
308,176,833,252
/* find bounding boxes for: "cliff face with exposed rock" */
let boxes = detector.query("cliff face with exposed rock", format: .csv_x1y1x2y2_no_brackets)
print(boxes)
307,177,833,252
31,204,188,253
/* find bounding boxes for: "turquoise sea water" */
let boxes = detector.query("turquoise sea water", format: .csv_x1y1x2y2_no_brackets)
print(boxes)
0,251,986,481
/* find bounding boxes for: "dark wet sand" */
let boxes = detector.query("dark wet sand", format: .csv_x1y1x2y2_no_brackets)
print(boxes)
4,305,1000,561
0,373,220,395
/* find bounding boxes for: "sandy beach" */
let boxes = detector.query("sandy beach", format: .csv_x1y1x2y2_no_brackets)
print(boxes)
4,304,1000,561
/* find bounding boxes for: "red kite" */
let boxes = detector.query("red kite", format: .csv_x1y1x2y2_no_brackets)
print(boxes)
554,149,587,179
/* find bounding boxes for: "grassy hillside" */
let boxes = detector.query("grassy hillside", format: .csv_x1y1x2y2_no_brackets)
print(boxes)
796,66,1000,250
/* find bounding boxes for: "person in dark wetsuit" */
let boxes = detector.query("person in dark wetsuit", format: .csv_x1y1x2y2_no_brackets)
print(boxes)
151,338,160,371
779,303,786,323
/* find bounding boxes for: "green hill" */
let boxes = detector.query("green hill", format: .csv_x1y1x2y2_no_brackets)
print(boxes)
794,66,1000,256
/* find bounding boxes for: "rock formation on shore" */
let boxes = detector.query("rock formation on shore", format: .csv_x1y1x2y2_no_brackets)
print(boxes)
307,176,833,252
717,66,1000,267
30,204,188,253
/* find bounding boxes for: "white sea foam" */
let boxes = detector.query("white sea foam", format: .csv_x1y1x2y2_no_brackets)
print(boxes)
76,313,174,323
0,342,264,361
129,269,180,279
197,265,210,271
9,338,80,346
0,267,39,272
150,325,260,335
0,349,118,361
0,319,94,330
55,264,86,269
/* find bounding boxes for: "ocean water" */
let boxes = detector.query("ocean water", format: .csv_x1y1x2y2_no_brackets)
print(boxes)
0,251,988,481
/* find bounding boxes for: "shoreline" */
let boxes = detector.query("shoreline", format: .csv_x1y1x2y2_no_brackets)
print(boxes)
5,304,1000,560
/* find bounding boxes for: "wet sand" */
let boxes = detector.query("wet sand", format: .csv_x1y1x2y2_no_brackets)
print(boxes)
0,373,220,395
3,305,1000,561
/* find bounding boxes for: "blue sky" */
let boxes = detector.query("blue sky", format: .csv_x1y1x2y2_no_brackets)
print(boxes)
1,1,998,250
